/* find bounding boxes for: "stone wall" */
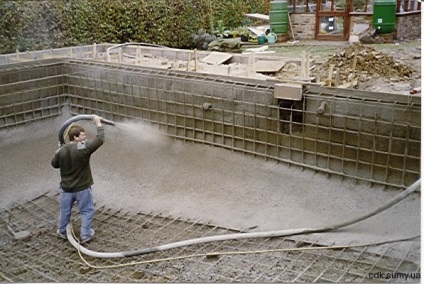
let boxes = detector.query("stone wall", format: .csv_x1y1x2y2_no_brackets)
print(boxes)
292,12,420,40
349,12,421,40
395,13,421,40
289,14,316,40
349,14,373,31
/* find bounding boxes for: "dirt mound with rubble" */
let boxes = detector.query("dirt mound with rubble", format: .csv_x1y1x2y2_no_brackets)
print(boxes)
312,43,414,86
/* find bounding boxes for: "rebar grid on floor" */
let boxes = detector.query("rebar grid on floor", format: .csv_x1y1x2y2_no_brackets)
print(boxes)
0,193,420,283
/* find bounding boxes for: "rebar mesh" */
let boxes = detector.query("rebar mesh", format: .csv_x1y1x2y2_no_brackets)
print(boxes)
0,193,420,282
0,59,420,188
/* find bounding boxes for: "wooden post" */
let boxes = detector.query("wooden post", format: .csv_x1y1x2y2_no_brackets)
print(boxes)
328,64,335,86
248,53,253,77
186,52,192,71
118,48,122,64
350,52,357,88
135,47,139,64
335,68,340,87
352,52,357,73
92,43,97,59
251,52,256,77
306,52,310,77
16,49,19,60
136,46,142,65
194,49,198,72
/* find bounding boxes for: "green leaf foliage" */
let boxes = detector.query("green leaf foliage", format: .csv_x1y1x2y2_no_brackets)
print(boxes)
0,0,269,54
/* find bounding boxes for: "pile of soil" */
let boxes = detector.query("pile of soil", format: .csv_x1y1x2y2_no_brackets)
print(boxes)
312,43,415,86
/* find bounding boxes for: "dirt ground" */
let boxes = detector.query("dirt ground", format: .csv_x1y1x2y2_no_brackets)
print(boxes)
266,39,421,95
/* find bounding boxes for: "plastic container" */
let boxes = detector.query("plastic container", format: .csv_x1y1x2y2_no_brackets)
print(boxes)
372,0,396,34
269,0,288,34
257,35,266,44
266,32,277,44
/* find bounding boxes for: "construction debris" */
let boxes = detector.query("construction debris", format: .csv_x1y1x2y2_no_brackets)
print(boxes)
312,43,414,87
357,27,386,44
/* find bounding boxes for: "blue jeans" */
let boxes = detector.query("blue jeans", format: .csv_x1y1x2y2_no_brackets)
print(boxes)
58,187,94,240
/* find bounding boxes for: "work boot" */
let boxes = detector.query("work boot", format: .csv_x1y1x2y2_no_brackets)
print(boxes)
57,229,67,239
81,228,95,244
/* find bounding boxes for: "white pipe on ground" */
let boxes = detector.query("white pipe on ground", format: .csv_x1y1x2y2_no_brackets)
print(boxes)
66,179,420,258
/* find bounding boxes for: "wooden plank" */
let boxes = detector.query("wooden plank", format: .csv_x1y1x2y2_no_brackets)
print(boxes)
254,60,285,73
200,52,233,65
244,13,270,21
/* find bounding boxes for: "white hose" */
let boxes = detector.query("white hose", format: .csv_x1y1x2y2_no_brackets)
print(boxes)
66,179,420,258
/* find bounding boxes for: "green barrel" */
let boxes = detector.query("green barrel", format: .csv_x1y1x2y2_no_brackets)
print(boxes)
372,0,396,33
269,0,288,34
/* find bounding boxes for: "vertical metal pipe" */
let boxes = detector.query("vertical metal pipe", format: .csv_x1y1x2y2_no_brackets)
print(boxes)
384,115,395,184
254,102,257,157
371,113,378,182
341,115,347,176
355,102,363,184
232,100,235,152
401,123,410,186
183,87,187,142
314,104,319,168
327,109,332,170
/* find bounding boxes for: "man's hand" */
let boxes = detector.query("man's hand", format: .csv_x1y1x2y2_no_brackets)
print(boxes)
92,115,103,127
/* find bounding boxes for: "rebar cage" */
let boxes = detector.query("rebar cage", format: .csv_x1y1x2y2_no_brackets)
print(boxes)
0,59,420,188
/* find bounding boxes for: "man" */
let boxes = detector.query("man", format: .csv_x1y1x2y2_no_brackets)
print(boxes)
52,115,104,243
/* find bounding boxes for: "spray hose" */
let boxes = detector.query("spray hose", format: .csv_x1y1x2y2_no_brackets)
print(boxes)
65,179,420,259
58,114,115,146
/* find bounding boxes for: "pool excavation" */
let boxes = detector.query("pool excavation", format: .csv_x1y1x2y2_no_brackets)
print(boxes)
0,46,421,282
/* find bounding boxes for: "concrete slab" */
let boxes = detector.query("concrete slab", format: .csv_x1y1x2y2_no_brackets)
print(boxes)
255,60,285,73
200,52,233,65
274,83,303,100
352,23,370,35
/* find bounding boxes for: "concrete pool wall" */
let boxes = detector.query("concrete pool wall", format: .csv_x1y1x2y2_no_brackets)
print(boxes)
0,58,420,188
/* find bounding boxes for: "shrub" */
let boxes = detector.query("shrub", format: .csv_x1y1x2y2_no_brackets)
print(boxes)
0,0,269,54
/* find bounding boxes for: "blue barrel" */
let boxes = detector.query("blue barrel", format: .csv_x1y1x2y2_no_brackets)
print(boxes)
269,0,288,34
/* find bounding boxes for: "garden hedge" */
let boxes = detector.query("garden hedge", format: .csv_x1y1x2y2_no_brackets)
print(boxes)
0,0,270,54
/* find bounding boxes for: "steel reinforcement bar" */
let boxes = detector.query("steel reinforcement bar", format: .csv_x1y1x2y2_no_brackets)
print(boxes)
0,59,420,188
